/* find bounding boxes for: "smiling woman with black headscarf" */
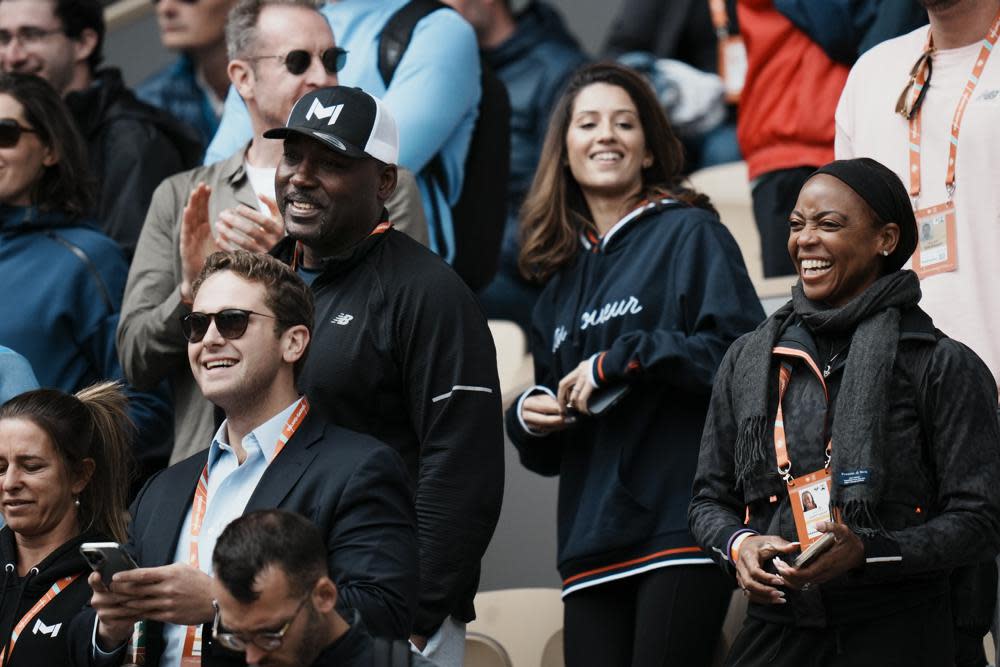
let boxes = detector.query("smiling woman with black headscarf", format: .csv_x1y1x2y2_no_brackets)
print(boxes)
689,157,1000,666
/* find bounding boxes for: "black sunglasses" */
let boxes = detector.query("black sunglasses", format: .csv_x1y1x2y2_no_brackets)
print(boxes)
250,47,348,76
151,0,198,4
896,47,934,120
180,309,276,343
0,119,37,148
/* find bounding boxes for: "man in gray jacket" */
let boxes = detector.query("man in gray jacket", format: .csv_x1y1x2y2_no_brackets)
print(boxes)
118,0,426,462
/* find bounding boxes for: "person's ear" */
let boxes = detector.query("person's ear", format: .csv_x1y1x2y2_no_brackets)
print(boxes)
281,324,310,366
41,144,58,168
878,222,901,257
377,163,398,203
73,28,99,67
228,59,255,101
71,457,96,495
642,147,653,169
312,576,338,613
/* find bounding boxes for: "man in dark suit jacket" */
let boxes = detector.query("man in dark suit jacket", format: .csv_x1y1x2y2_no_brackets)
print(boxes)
70,251,417,667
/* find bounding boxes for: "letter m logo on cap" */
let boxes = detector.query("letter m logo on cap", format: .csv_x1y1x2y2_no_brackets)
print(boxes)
306,99,345,126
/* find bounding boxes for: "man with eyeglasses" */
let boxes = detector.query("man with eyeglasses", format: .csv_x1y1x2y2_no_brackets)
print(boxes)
118,0,427,467
267,84,503,667
210,510,436,667
72,250,418,667
835,2,1000,665
0,0,202,261
136,0,234,149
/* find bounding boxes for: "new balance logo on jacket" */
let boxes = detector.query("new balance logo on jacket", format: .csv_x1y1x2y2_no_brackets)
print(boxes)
331,313,354,326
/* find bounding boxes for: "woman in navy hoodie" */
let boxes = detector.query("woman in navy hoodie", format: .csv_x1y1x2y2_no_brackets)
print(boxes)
506,62,763,666
0,382,132,667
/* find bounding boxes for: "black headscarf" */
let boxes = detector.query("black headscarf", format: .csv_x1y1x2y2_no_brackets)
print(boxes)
810,158,918,273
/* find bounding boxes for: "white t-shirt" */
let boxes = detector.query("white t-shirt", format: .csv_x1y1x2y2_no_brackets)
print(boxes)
836,24,1000,385
243,160,277,215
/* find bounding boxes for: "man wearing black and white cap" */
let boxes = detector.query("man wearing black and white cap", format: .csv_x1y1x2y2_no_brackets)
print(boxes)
266,86,504,666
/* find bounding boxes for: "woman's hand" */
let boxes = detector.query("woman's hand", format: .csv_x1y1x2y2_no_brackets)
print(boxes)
521,393,575,435
557,361,596,415
734,534,798,604
772,521,864,589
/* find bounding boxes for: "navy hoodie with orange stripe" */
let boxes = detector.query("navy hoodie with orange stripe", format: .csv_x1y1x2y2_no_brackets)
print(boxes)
505,199,763,594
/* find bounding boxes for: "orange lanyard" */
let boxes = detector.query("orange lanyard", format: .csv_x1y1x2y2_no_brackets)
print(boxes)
908,9,1000,202
181,398,310,660
290,221,391,271
708,0,730,36
773,351,832,486
0,574,81,662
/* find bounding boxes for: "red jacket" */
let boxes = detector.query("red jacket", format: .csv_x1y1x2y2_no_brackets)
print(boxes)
736,0,849,180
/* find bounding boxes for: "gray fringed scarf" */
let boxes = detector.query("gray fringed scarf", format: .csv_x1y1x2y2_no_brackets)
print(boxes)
731,271,922,535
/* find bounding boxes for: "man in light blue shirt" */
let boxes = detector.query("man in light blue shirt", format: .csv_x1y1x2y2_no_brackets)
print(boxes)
76,251,417,667
205,0,481,264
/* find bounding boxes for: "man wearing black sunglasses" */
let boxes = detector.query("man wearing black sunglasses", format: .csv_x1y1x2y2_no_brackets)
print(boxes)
0,0,202,261
267,85,503,666
76,251,418,667
119,0,427,470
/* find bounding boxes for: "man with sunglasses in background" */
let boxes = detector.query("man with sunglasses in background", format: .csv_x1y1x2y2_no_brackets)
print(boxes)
211,510,437,667
0,0,202,261
118,0,427,467
137,0,234,149
836,1,1000,665
267,85,503,667
204,0,480,283
72,250,418,667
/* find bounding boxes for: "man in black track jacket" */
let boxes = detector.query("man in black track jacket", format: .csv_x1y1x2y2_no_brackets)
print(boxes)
265,86,503,665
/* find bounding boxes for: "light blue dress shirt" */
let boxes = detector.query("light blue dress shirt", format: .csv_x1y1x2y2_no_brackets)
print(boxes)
158,398,304,667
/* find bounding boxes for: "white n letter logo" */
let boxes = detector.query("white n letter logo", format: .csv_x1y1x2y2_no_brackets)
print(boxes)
32,619,62,638
306,99,345,126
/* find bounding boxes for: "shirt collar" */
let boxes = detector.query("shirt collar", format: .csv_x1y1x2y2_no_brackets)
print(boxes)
207,397,305,470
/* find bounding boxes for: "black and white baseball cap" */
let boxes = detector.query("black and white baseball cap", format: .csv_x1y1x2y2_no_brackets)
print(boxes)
263,86,399,164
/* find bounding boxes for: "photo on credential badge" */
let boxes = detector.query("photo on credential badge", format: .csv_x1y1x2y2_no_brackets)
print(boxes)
800,480,832,540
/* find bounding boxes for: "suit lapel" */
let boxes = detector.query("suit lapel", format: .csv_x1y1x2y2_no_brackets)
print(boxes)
146,453,206,567
245,411,324,512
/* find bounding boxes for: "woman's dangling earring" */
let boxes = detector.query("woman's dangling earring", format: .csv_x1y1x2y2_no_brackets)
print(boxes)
74,496,80,507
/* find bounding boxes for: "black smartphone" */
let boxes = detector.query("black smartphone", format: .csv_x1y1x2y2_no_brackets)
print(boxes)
793,532,836,569
588,383,630,416
80,542,138,586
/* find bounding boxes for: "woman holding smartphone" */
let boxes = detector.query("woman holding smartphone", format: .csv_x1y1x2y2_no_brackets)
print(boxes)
505,62,762,666
689,158,1000,665
0,382,131,666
